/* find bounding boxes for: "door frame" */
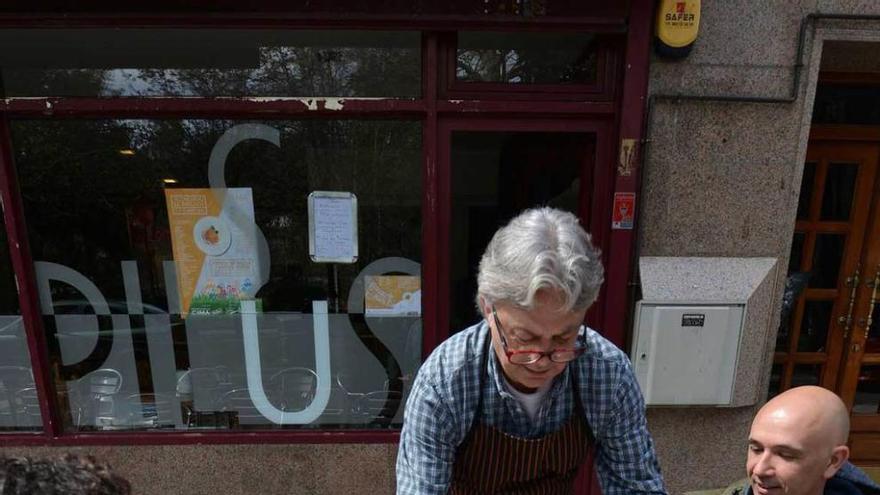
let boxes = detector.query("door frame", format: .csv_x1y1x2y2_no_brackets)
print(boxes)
435,116,618,344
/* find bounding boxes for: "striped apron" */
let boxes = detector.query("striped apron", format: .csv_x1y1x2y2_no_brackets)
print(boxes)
449,338,593,495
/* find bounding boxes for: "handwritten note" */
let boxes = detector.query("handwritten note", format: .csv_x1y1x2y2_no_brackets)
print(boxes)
310,193,358,263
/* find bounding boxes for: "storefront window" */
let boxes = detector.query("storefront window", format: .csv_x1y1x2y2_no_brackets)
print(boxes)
0,30,420,97
0,215,42,431
456,32,599,85
11,118,422,431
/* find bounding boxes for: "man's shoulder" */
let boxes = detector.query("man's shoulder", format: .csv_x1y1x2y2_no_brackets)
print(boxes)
829,462,880,494
570,327,638,413
418,321,486,388
582,326,631,367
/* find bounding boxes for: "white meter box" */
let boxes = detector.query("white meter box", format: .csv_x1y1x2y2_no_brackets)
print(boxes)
634,256,779,407
632,303,744,406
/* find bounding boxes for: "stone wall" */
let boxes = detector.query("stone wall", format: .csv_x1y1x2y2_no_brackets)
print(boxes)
642,1,880,492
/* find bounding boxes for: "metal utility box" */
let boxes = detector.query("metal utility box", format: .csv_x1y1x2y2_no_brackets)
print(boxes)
633,257,778,407
632,303,745,406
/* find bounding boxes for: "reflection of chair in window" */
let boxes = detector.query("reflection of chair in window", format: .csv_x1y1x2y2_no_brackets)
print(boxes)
220,388,263,425
73,368,123,429
123,392,175,428
351,390,403,422
176,366,231,412
13,387,43,427
267,367,317,412
0,366,35,427
336,370,383,398
320,382,352,422
335,371,403,423
334,371,366,418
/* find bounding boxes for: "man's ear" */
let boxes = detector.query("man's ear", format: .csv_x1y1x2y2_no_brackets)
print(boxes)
478,296,491,320
823,445,850,480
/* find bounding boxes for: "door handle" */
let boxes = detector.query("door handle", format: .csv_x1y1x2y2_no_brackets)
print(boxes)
841,263,861,340
862,265,880,341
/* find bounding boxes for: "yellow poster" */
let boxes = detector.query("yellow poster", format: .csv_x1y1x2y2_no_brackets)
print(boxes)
164,188,259,315
364,276,421,317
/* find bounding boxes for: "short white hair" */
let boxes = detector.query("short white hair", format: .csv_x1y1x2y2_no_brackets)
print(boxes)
476,207,604,313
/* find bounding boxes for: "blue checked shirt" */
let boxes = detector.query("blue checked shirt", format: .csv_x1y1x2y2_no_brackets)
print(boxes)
396,321,666,495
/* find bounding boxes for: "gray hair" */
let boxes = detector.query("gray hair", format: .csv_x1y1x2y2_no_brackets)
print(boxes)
476,207,604,313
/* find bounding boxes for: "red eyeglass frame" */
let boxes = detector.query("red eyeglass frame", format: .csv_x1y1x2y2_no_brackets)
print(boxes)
491,304,587,365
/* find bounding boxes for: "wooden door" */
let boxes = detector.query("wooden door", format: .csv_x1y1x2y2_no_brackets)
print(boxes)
774,139,878,392
839,136,880,462
776,128,880,463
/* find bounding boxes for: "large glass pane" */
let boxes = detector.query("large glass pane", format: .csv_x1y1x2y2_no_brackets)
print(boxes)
0,30,420,97
11,119,422,431
854,365,880,414
456,32,599,85
809,234,845,289
449,131,593,333
820,163,858,221
796,162,816,221
0,216,43,431
797,300,832,352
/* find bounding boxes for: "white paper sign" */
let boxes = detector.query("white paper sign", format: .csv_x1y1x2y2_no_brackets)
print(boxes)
308,192,358,263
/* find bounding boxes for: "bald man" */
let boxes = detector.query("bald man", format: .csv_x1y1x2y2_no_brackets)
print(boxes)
722,386,880,495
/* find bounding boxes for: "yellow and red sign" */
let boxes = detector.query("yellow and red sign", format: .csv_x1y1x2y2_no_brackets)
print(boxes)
656,0,701,53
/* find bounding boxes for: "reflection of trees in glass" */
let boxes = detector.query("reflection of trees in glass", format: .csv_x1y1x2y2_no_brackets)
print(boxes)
3,35,420,97
456,33,598,84
131,46,418,97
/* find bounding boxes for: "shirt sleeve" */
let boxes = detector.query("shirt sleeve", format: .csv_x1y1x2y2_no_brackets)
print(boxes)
594,362,667,495
396,372,460,495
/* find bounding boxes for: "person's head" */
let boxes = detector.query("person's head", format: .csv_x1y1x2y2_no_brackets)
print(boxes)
747,386,850,495
0,454,131,495
476,207,603,393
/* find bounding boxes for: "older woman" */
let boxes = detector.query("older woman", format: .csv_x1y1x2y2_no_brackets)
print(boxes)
396,207,666,495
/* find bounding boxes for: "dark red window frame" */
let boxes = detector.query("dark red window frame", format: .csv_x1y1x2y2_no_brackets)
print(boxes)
0,1,652,448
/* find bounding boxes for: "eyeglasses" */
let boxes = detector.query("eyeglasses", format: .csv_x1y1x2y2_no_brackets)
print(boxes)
491,305,587,365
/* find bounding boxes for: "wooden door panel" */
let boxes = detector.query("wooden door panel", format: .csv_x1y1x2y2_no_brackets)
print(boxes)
776,141,879,394
850,433,880,462
805,137,880,466
838,144,880,410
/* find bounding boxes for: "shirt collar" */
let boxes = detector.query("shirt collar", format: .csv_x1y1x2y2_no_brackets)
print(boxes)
483,319,571,401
